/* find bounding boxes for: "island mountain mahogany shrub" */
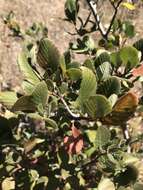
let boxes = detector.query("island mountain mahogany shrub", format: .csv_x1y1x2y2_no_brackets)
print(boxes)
0,0,143,189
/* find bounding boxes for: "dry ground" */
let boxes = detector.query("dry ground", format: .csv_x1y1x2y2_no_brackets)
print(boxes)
0,0,143,88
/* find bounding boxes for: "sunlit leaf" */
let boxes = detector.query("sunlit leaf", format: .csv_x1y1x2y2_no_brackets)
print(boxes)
103,92,138,125
66,68,82,81
98,178,115,190
18,52,40,85
75,66,97,107
2,177,15,190
37,38,60,72
32,81,48,107
121,2,135,10
12,81,48,112
120,46,139,70
96,62,112,81
0,91,18,108
84,95,112,119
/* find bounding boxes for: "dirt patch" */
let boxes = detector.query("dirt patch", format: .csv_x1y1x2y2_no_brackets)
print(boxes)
0,0,73,87
0,0,143,88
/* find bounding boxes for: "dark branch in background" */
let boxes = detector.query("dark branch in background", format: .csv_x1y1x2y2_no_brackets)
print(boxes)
86,0,124,39
105,0,124,37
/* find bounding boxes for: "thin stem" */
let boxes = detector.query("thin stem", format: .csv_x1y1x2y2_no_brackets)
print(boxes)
86,0,106,38
83,11,92,28
109,0,116,9
79,151,106,171
59,95,80,118
105,0,124,37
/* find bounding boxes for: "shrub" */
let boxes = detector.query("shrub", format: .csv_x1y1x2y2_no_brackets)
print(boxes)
0,0,143,189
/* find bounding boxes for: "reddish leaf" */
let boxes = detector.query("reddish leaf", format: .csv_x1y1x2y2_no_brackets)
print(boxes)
64,125,83,154
132,65,143,77
72,125,81,138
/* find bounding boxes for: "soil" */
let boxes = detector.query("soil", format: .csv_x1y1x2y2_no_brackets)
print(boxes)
0,0,143,88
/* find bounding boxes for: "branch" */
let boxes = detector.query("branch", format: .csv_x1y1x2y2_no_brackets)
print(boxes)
59,95,80,118
86,0,106,38
86,0,124,39
105,0,124,37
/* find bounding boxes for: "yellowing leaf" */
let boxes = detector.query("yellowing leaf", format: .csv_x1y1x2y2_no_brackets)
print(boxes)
2,177,15,190
103,92,138,125
98,178,115,190
122,2,135,10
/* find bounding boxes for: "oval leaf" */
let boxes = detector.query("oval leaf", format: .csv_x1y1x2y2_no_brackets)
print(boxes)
84,95,112,119
37,38,60,72
0,91,18,108
120,46,139,70
18,52,40,85
75,66,97,107
95,126,111,148
103,92,138,125
65,0,79,23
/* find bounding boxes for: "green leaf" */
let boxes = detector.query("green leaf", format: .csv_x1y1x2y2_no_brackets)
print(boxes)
18,52,40,85
108,94,118,108
110,51,122,67
37,38,60,72
31,81,48,107
22,81,35,94
60,55,67,77
96,62,112,81
28,113,58,128
83,59,95,72
86,130,97,143
66,68,82,81
97,76,121,97
12,95,36,112
65,0,79,23
84,95,112,119
0,91,18,108
95,125,111,148
12,81,48,112
98,178,115,190
133,38,143,61
119,46,139,70
122,21,135,38
75,66,97,107
94,50,111,67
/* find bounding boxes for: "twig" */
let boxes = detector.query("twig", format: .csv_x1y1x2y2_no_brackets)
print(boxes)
86,0,106,38
59,95,80,118
83,11,92,28
79,151,106,171
109,0,116,9
105,0,124,37
86,0,124,39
